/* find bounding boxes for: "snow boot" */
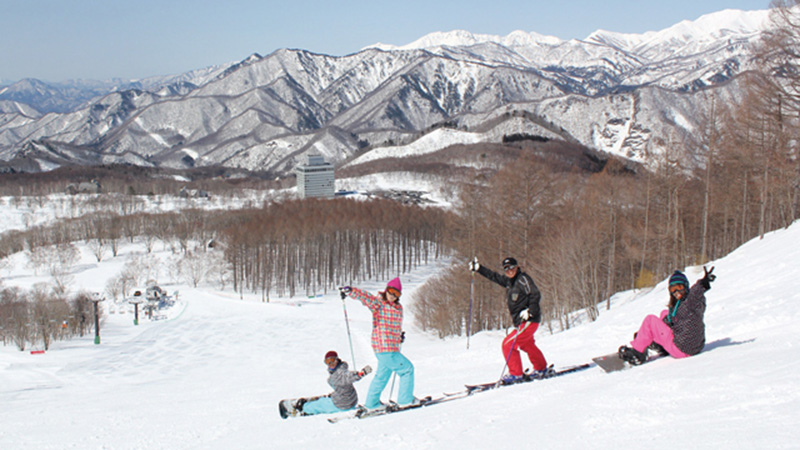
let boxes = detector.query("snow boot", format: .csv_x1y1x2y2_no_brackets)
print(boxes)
500,374,524,384
647,342,669,357
618,346,647,365
530,365,556,380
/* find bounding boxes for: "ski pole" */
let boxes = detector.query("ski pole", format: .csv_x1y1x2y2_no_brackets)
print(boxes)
340,290,356,367
467,271,474,350
388,372,397,403
388,337,403,403
498,322,529,382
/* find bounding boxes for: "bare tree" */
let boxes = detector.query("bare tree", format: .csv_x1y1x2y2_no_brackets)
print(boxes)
87,237,106,262
49,243,80,295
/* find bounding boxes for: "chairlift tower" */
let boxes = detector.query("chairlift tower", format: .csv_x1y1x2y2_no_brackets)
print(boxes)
90,293,104,345
128,293,146,326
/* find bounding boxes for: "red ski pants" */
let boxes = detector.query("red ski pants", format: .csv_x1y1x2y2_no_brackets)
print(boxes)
502,322,547,375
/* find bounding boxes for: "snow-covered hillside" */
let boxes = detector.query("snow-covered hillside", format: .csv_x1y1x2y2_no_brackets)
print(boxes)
0,192,281,234
1,211,798,448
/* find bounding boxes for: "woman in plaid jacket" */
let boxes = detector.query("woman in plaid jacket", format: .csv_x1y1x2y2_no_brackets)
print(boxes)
342,277,418,410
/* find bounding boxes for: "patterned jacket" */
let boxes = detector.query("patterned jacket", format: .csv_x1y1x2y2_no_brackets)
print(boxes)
349,287,403,353
664,281,707,356
328,361,363,410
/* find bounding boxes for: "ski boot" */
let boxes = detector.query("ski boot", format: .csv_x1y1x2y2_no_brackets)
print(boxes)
647,342,669,357
500,374,524,385
530,365,556,380
618,346,647,365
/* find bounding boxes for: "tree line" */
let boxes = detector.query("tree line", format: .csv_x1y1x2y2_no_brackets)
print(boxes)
0,288,97,351
0,195,449,349
222,198,448,299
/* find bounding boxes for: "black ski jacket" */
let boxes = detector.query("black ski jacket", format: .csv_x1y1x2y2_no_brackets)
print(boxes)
476,265,542,327
664,281,707,356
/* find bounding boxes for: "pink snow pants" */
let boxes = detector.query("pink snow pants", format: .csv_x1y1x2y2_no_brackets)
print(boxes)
502,322,547,375
630,310,690,358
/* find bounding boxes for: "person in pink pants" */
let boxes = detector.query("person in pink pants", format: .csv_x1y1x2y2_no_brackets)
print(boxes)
619,267,716,365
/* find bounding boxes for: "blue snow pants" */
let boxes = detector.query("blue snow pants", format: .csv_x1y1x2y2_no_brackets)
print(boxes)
302,397,354,415
365,351,415,409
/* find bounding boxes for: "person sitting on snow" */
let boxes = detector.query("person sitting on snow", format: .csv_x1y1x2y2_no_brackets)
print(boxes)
618,267,716,365
297,351,372,415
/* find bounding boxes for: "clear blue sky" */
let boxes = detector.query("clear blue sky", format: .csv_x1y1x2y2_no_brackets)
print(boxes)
0,0,771,83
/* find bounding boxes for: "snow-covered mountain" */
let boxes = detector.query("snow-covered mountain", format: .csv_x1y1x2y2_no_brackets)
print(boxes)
371,9,767,54
0,9,772,174
0,62,235,114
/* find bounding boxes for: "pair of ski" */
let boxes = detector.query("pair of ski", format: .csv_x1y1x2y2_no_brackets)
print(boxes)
326,363,591,423
283,355,655,422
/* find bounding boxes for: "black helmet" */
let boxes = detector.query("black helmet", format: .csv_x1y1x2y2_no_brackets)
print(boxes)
502,257,517,270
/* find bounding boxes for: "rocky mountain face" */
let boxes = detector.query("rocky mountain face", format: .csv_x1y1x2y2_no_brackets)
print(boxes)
0,9,771,175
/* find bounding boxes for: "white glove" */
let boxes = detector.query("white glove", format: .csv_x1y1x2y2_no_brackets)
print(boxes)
468,257,480,272
358,365,372,377
519,309,530,321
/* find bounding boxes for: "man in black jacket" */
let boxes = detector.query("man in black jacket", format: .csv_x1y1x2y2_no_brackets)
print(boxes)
470,256,551,382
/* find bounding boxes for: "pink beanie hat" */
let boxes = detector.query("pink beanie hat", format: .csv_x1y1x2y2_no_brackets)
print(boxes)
386,277,402,293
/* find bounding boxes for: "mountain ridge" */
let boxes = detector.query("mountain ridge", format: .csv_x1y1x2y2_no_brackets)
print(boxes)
0,8,772,175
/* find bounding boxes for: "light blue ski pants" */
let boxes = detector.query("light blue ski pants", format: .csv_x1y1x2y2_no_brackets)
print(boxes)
365,351,415,408
302,397,354,415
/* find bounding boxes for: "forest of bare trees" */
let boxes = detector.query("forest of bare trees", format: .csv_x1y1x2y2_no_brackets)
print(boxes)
0,288,97,351
0,194,450,349
222,198,448,299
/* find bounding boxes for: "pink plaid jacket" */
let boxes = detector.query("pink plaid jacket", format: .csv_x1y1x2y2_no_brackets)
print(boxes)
349,287,403,353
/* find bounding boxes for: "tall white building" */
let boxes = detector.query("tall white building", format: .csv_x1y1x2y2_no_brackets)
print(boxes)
296,153,334,198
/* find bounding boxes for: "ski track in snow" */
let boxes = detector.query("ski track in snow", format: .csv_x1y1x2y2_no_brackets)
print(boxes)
1,217,799,448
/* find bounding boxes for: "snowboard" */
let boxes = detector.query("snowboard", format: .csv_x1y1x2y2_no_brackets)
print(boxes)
592,352,662,373
592,353,629,373
278,395,324,419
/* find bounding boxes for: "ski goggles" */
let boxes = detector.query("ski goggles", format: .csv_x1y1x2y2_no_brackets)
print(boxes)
503,265,517,272
669,284,687,295
386,287,401,298
325,356,338,365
